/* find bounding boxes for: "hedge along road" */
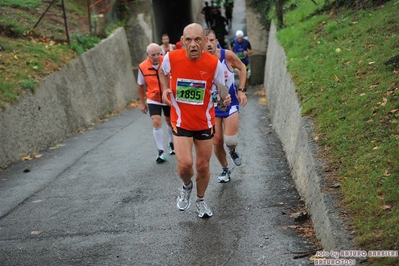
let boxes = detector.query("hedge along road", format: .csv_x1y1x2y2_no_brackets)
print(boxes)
0,84,320,265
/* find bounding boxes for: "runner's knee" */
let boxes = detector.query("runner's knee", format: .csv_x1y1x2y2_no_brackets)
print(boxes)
224,134,238,148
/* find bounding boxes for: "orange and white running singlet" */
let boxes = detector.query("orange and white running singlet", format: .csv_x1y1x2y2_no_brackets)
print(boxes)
161,49,225,131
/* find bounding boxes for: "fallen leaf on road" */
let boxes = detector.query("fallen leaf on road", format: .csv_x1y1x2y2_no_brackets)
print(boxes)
21,156,33,161
127,100,140,108
49,144,66,150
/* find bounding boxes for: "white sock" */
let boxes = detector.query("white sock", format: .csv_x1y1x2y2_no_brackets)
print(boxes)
167,125,173,143
153,127,164,151
183,180,192,190
196,196,204,202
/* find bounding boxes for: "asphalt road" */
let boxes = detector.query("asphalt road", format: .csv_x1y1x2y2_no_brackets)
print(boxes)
0,85,318,265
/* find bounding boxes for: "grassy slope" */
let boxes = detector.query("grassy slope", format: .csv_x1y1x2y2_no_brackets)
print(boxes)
0,0,92,109
275,1,398,265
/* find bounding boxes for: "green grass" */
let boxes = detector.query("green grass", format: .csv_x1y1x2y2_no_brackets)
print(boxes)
0,0,41,9
275,0,399,264
20,79,38,92
0,36,75,108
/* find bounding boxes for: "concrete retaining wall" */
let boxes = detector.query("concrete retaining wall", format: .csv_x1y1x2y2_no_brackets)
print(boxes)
0,27,136,168
264,21,352,250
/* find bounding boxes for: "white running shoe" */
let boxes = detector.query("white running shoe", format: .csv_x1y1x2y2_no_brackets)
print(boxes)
196,200,213,218
177,186,192,211
156,150,167,163
218,169,231,183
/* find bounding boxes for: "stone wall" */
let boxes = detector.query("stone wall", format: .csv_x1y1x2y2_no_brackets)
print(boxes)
0,27,136,168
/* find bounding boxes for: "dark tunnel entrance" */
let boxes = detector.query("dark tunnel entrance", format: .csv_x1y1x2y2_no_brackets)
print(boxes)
151,0,193,45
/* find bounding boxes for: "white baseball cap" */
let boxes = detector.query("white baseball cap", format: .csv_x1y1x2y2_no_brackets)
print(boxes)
236,30,244,37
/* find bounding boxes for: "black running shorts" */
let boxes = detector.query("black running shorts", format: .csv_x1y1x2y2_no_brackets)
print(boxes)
148,103,171,117
172,126,215,140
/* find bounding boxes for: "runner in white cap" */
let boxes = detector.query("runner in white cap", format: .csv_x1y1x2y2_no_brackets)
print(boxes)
229,30,253,87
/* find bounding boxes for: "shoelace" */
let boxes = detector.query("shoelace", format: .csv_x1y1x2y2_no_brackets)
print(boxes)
179,188,191,199
197,201,207,210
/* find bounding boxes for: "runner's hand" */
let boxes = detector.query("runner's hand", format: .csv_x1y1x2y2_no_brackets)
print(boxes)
237,91,247,107
162,89,172,106
140,103,147,114
223,94,231,107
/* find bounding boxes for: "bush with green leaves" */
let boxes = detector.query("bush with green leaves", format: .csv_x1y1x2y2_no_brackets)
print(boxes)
70,34,101,55
0,18,27,38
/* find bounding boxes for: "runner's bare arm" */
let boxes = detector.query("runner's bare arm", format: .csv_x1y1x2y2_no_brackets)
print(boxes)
225,50,247,107
158,67,172,106
137,84,148,113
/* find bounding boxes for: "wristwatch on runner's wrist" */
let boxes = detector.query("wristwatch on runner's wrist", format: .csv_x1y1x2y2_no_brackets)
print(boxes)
238,88,247,93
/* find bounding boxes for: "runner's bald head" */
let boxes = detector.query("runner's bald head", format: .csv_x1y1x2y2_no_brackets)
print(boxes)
147,43,161,54
146,43,161,65
183,23,205,38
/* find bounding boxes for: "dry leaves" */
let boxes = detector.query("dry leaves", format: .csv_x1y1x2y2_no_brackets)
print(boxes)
21,154,43,161
282,224,315,238
381,204,392,210
49,144,66,150
127,100,140,108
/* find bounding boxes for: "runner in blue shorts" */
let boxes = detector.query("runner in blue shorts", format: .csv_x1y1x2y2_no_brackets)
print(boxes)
205,29,247,183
